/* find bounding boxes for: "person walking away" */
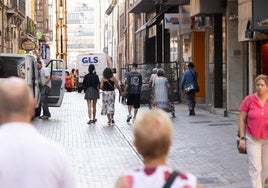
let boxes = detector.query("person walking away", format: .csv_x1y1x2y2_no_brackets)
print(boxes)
149,68,158,87
115,109,201,188
181,62,198,115
83,64,100,124
124,63,142,123
100,67,122,126
0,77,76,188
70,68,77,91
65,71,72,92
153,68,170,110
148,68,158,108
238,74,268,188
37,60,51,119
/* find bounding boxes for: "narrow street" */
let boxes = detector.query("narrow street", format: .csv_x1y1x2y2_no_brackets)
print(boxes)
33,92,251,188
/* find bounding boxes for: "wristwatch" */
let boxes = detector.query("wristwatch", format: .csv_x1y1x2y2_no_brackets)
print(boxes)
240,136,246,140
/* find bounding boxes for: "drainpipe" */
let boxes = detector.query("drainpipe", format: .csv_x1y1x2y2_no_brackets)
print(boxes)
2,7,4,52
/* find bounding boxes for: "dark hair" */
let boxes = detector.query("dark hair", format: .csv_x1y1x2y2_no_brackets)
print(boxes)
103,67,113,79
133,63,138,68
188,62,194,68
88,64,95,73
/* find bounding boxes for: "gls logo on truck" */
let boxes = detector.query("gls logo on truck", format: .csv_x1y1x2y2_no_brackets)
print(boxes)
82,57,99,64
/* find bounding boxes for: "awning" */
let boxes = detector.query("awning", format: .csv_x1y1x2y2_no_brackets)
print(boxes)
129,0,154,14
135,10,166,34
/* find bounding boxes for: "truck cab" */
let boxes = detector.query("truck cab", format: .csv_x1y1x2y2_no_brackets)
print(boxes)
0,53,65,117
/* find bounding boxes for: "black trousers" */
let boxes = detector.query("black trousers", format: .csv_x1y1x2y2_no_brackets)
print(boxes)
186,90,196,110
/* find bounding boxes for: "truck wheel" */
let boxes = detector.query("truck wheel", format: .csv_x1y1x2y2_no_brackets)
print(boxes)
34,102,41,117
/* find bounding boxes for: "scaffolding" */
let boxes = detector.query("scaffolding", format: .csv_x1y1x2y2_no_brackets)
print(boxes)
55,0,67,67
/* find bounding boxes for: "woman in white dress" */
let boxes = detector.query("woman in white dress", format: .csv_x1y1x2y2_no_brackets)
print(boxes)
153,69,170,110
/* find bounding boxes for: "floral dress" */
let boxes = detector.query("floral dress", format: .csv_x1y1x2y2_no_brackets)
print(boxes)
153,76,169,109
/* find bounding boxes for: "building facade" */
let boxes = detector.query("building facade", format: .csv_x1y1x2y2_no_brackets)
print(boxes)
106,0,268,114
66,0,105,70
0,0,25,53
0,0,54,63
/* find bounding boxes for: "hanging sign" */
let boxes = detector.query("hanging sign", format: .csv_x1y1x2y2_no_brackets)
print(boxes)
21,38,36,51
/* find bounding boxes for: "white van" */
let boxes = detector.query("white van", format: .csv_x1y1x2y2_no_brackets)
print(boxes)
76,53,110,93
0,53,65,117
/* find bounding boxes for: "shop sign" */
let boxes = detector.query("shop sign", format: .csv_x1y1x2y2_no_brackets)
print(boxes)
252,0,268,31
21,39,36,51
164,13,190,30
26,17,36,36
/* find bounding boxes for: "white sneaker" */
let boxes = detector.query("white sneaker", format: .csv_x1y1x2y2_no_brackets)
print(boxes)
132,118,136,123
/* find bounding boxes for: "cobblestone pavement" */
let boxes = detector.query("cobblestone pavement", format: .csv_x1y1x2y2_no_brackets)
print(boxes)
33,92,252,188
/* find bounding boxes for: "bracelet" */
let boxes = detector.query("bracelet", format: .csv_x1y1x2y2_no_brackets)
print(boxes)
240,136,246,140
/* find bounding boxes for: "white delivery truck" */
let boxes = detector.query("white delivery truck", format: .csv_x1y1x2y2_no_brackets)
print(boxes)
0,53,66,117
76,53,110,93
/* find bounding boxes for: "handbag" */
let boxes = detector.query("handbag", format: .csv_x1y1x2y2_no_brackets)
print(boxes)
195,84,200,92
189,70,200,92
184,82,195,93
184,70,199,93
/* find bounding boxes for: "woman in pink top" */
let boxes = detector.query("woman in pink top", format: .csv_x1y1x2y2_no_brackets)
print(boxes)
238,74,268,188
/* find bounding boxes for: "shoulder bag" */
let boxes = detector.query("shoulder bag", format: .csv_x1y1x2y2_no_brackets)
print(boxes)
184,70,199,93
162,171,179,188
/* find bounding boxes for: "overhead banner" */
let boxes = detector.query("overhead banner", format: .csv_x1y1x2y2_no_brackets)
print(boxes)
252,0,268,31
164,13,191,30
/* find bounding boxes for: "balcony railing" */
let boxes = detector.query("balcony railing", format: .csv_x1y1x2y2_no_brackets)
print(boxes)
7,0,25,15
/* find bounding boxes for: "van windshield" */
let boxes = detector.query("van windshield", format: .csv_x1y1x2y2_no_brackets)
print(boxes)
0,57,25,78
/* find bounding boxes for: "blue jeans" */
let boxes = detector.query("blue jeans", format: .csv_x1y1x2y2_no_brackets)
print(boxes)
40,85,50,116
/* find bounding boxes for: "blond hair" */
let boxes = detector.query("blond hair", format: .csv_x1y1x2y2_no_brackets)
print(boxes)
134,109,172,159
255,74,268,85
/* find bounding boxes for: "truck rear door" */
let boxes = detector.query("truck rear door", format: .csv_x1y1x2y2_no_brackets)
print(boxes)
46,59,65,107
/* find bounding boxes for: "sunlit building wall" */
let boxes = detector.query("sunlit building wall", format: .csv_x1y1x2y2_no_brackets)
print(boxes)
66,0,102,70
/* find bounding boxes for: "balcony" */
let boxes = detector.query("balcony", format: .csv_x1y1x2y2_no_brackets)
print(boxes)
129,0,189,13
6,0,25,16
129,0,155,13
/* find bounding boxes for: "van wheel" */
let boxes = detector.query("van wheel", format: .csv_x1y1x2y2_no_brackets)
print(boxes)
35,102,41,117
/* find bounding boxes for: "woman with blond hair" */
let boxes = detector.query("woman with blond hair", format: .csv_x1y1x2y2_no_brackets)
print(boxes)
238,74,268,188
115,109,201,188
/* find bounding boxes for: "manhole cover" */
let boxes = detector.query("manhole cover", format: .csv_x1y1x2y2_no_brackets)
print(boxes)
197,177,222,184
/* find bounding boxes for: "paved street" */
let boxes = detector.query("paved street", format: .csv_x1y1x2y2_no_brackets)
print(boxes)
33,92,251,188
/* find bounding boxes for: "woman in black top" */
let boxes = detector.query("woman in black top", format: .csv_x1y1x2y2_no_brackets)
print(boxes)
83,64,100,124
100,67,122,125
